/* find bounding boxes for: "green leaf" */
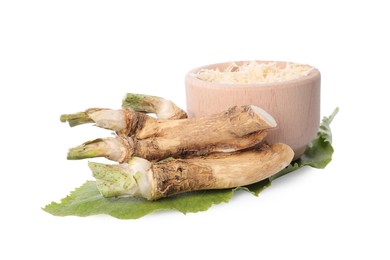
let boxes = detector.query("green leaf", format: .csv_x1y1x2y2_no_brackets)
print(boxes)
43,179,270,219
43,108,338,219
269,107,338,181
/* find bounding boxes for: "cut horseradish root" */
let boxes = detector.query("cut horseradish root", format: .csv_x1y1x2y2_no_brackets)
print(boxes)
89,143,294,200
60,93,187,128
122,93,187,120
66,105,278,162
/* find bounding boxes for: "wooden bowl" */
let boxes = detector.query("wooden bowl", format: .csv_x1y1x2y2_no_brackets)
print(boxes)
185,61,321,159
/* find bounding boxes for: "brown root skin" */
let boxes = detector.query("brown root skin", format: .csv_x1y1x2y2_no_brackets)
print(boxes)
89,143,294,200
62,105,275,139
133,105,277,158
134,105,276,139
150,160,216,199
67,105,276,162
134,130,268,161
118,109,153,136
133,105,276,160
149,143,294,199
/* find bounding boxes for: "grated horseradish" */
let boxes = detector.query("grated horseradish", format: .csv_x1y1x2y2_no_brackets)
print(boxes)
195,61,313,84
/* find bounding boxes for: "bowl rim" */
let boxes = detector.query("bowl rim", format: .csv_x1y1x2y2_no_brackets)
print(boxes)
185,60,320,89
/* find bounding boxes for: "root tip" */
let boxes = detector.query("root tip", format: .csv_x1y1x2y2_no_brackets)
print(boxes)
60,114,67,123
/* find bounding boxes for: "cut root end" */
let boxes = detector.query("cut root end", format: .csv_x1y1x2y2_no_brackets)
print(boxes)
88,158,152,199
60,112,94,127
122,93,187,119
250,105,277,128
67,139,107,160
67,137,131,162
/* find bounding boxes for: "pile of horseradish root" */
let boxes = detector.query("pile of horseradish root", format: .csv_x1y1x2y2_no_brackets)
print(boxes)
60,93,294,200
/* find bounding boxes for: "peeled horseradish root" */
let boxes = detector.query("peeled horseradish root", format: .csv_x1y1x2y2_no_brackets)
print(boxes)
60,93,295,200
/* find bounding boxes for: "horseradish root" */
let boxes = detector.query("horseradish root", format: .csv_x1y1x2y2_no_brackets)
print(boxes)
88,143,294,200
66,105,276,162
61,105,275,137
60,93,186,128
122,93,187,119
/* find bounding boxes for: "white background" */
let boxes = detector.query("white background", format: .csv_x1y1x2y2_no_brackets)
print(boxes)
1,0,389,259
